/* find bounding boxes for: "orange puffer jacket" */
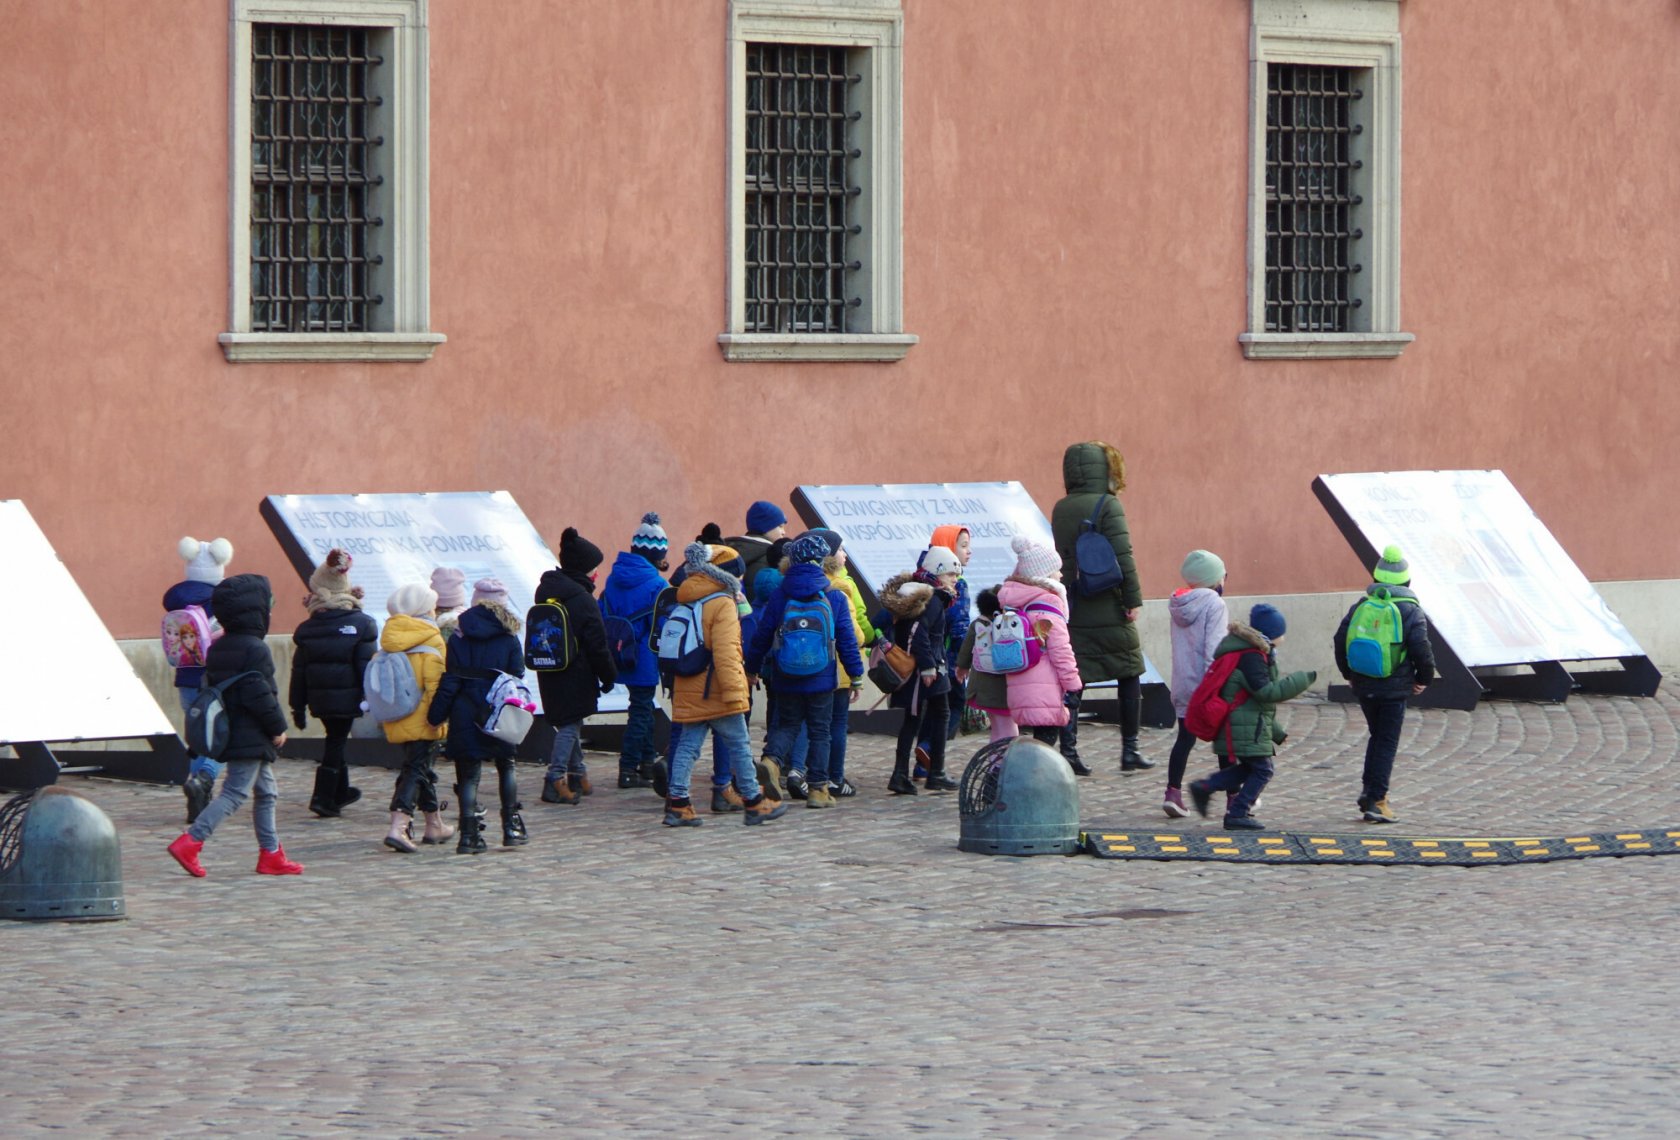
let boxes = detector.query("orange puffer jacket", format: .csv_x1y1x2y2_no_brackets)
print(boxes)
669,572,750,724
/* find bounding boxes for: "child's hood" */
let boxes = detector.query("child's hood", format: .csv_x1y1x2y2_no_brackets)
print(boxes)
781,562,831,599
1170,586,1226,629
210,573,273,637
459,600,521,639
879,572,933,619
1221,621,1273,654
381,613,443,653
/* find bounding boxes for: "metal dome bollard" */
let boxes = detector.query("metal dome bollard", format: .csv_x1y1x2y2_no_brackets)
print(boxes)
0,788,126,922
958,737,1082,856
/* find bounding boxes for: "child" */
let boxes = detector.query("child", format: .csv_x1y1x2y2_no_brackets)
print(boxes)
662,542,786,827
163,536,233,823
166,573,301,877
1163,549,1231,818
812,527,870,797
288,547,379,818
997,538,1085,770
427,578,528,853
879,546,960,794
726,500,789,590
597,513,669,791
744,533,864,810
1188,604,1316,830
431,566,469,640
1332,544,1436,823
377,583,452,853
955,586,1014,742
535,528,618,806
918,524,972,772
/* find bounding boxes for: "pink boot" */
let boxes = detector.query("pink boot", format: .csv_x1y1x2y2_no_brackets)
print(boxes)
255,846,304,875
1162,787,1188,819
168,833,207,877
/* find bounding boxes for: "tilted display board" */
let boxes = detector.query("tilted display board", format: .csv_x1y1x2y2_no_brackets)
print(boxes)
0,501,184,787
791,483,1169,725
261,492,629,716
1315,471,1660,710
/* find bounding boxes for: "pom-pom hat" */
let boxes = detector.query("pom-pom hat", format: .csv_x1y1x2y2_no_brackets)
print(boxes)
1011,536,1061,581
630,512,669,558
1372,544,1410,586
179,537,233,585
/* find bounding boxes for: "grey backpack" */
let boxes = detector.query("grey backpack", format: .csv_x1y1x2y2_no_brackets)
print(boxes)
363,645,441,723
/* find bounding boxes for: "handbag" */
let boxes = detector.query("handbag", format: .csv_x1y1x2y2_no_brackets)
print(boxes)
867,639,917,696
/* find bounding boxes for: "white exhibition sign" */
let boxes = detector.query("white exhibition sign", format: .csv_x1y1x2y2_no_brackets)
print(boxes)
0,500,175,744
261,492,628,713
795,482,1163,687
1319,470,1644,667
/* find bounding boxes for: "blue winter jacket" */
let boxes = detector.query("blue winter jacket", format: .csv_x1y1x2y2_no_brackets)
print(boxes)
744,562,865,695
600,550,666,688
944,576,972,674
428,603,527,762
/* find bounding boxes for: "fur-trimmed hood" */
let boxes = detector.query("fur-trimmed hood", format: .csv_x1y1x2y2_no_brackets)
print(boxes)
677,559,742,602
879,572,933,619
1226,621,1272,652
459,599,522,638
1004,572,1067,605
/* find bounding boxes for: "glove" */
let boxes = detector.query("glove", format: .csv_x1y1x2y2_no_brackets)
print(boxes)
919,669,938,685
600,679,616,696
291,709,307,730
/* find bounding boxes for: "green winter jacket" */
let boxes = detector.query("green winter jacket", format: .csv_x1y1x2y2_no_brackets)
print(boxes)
1210,623,1316,758
1051,442,1145,682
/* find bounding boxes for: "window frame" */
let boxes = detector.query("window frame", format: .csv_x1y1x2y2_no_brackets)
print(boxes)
220,0,442,363
720,0,916,363
1240,0,1412,361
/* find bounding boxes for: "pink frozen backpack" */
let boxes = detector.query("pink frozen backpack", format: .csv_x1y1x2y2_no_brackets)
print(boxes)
161,605,214,668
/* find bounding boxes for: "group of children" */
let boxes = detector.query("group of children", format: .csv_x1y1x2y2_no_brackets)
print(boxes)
162,494,1439,876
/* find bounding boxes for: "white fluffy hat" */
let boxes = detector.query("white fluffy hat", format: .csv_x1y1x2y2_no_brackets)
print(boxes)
179,537,233,584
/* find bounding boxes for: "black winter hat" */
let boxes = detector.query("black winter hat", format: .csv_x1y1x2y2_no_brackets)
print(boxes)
559,527,603,574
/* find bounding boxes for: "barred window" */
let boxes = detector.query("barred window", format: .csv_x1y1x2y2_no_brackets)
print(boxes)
1264,63,1364,334
744,43,862,334
249,24,384,333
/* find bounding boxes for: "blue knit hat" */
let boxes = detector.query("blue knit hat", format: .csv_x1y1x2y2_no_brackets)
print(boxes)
1248,603,1287,642
788,533,829,565
811,527,843,556
746,500,786,534
630,511,668,558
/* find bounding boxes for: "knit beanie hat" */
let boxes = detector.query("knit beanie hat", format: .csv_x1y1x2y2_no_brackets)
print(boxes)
1372,544,1410,586
1181,549,1227,589
179,536,233,584
746,500,786,535
559,527,604,575
471,577,511,609
430,566,468,610
920,545,961,578
630,512,669,559
788,533,828,565
387,583,438,618
811,527,843,556
697,522,724,544
1249,603,1287,642
1010,536,1061,581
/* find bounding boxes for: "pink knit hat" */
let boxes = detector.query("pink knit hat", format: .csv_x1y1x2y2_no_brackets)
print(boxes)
470,577,511,609
1011,536,1061,581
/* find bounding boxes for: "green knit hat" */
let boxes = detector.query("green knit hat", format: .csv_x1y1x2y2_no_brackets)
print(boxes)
1372,544,1410,585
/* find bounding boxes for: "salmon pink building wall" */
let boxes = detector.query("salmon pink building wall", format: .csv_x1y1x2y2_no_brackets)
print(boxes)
2,0,1676,640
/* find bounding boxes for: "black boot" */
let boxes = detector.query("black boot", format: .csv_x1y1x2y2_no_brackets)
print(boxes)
456,815,487,855
502,804,530,847
308,766,340,817
334,764,362,809
182,772,214,824
887,765,918,795
1066,755,1093,777
924,768,958,792
1120,738,1155,774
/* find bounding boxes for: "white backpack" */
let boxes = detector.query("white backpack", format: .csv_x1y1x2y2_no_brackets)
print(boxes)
479,671,536,746
362,645,441,723
971,616,999,674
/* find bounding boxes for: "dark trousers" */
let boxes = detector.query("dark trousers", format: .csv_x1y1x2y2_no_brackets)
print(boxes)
620,685,659,777
896,690,950,777
319,716,354,772
1204,755,1274,818
1053,676,1142,758
1358,694,1408,801
921,675,965,748
453,755,519,823
766,690,836,787
389,738,443,814
1165,719,1200,789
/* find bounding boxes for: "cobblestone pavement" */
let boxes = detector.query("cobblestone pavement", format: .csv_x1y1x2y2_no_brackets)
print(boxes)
4,684,1679,1137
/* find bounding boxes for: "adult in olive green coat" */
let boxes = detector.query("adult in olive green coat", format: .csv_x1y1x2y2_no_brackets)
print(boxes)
1050,441,1154,773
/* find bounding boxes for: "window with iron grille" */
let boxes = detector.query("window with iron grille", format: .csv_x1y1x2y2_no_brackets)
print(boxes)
1264,63,1364,334
249,24,384,333
744,43,862,334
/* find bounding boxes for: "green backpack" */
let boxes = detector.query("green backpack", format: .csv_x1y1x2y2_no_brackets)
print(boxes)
1345,588,1409,678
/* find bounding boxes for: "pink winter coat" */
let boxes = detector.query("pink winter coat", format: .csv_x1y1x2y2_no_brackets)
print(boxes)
997,576,1082,727
1168,586,1230,718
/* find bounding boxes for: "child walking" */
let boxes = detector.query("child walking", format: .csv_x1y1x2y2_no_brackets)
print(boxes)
1187,604,1316,830
1163,549,1230,817
376,583,453,853
598,513,670,791
535,528,617,806
997,538,1085,770
162,536,233,823
166,573,301,877
289,547,379,818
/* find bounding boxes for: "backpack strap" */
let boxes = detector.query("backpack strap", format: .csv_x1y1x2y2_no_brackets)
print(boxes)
1084,494,1108,532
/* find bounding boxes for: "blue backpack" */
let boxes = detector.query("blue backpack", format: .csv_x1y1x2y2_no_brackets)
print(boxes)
773,593,836,678
599,598,652,674
1073,495,1125,597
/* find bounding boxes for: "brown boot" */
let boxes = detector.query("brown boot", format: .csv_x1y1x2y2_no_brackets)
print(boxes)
711,784,745,813
662,797,703,828
755,757,784,802
743,793,789,826
573,772,593,797
542,776,580,805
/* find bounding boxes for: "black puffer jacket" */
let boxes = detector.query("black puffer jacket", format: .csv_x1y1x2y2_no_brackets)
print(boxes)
532,567,617,726
878,571,952,708
288,607,379,721
428,602,527,762
204,574,288,761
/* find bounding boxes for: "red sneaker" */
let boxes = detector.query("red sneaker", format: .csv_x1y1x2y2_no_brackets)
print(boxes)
167,833,207,878
255,846,304,876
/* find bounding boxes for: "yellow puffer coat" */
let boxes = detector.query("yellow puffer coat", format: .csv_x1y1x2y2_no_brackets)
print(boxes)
827,560,870,689
378,614,447,743
670,572,751,724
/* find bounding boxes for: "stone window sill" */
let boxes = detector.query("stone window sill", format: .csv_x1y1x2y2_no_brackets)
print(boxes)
218,332,446,363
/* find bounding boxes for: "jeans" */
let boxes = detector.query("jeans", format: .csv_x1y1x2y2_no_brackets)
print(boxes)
668,713,760,804
1204,755,1274,818
620,685,660,777
547,718,587,782
896,689,950,777
178,687,224,782
765,690,835,788
666,720,734,789
389,739,443,814
1358,694,1407,801
827,689,853,786
188,759,278,850
1165,719,1200,790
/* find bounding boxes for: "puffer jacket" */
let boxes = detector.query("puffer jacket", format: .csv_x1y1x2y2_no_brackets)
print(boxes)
743,561,865,695
378,614,447,744
428,602,526,761
725,533,776,594
600,550,665,688
533,566,617,725
288,606,379,721
826,558,871,687
670,563,750,724
1332,584,1437,699
879,571,951,708
1210,623,1316,758
203,574,288,761
1168,586,1231,718
1051,441,1144,682
162,578,215,689
996,576,1082,727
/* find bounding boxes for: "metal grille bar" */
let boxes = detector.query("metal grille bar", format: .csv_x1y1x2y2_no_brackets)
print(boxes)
250,24,384,332
745,43,862,334
1264,63,1363,333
